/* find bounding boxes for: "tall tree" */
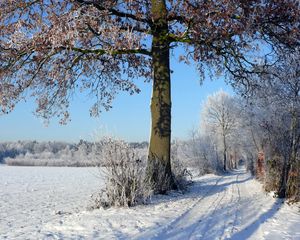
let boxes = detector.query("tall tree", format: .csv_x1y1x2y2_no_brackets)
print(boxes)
0,0,299,192
201,90,238,171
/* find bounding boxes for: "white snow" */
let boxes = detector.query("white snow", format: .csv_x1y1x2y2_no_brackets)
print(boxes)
0,166,299,239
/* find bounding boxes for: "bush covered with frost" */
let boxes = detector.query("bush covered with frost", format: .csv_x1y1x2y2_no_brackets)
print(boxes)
93,137,150,208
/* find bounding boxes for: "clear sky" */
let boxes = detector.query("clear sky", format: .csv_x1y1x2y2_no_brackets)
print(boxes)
0,49,234,143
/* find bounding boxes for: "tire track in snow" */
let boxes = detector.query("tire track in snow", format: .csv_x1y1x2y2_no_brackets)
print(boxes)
219,173,237,239
159,176,226,239
134,170,250,240
219,170,242,239
188,182,228,240
133,175,225,240
229,171,242,236
189,169,245,240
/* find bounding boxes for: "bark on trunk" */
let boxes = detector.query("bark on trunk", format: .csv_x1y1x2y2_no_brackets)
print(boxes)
145,0,175,193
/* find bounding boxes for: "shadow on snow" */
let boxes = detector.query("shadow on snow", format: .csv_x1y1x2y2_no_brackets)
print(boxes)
134,169,280,240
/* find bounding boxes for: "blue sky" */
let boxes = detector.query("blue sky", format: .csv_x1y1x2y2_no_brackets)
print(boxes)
0,51,234,143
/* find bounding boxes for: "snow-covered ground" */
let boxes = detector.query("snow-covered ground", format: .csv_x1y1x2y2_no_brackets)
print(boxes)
0,166,299,240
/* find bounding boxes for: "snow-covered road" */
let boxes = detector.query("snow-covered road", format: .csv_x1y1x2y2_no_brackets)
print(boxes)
135,171,243,239
135,168,300,240
0,166,299,239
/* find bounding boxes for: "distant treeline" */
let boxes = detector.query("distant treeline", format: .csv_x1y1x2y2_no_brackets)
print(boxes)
0,140,148,166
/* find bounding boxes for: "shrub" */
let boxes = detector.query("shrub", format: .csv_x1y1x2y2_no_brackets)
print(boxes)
171,141,193,191
264,155,283,193
91,138,193,209
94,137,150,208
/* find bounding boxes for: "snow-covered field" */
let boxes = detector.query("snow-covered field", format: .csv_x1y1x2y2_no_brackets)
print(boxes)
0,166,299,240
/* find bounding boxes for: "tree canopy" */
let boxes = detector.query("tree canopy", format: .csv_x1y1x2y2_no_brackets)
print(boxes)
1,0,299,122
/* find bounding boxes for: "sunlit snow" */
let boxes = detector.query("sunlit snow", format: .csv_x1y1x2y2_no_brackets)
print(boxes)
0,166,299,239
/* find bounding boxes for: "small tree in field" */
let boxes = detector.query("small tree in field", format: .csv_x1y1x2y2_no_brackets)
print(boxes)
0,0,299,193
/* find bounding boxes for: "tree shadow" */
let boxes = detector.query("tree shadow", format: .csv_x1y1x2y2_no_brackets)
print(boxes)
230,199,283,240
148,196,284,240
148,169,252,206
148,175,227,206
134,170,282,240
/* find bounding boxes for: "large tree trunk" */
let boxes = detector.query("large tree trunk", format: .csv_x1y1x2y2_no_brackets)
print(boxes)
145,0,176,193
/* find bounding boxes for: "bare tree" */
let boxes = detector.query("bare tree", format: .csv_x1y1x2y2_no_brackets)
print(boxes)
0,0,299,192
201,90,239,171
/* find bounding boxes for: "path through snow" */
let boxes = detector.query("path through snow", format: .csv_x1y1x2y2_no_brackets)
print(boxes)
134,168,300,240
0,166,299,239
